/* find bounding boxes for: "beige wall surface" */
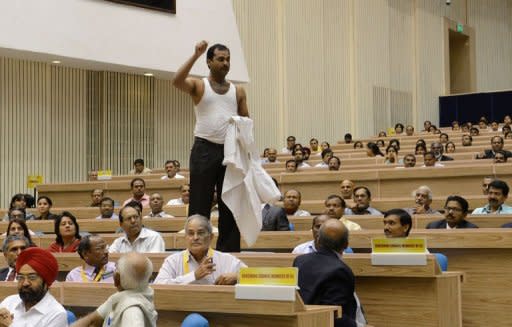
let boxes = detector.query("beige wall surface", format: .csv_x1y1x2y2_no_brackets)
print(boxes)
1,0,511,207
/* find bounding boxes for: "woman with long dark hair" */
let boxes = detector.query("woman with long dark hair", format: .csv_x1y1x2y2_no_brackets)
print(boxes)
48,211,81,252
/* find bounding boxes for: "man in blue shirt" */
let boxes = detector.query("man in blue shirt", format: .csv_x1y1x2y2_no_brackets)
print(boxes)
472,180,512,214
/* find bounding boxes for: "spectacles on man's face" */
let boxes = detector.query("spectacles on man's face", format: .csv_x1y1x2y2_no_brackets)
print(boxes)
444,207,463,213
16,273,40,282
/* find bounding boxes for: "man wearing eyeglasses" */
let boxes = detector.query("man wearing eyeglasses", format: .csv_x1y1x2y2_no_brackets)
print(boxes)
0,247,67,326
154,215,246,285
66,235,116,283
426,195,478,229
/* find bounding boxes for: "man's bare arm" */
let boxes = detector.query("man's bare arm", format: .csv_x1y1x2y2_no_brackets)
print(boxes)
71,311,104,327
172,40,208,100
236,85,249,117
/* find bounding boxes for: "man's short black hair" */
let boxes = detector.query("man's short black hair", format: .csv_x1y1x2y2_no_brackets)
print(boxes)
325,194,346,208
353,186,371,198
133,158,144,165
130,178,146,188
207,44,230,61
100,197,115,206
321,148,333,159
445,195,469,214
119,202,142,223
489,180,509,196
77,234,100,260
287,135,296,141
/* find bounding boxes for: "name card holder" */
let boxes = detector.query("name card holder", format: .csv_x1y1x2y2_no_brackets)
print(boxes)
235,267,298,301
371,238,427,266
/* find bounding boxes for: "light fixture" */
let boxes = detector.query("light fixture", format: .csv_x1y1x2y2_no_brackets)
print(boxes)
144,72,154,77
51,60,61,64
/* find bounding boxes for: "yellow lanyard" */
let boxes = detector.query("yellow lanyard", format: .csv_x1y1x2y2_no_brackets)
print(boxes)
81,265,105,282
183,248,214,274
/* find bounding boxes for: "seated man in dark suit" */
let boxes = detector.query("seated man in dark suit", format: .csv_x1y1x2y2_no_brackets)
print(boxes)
0,235,29,281
476,136,512,159
431,142,453,161
426,195,478,229
261,203,290,231
293,219,366,327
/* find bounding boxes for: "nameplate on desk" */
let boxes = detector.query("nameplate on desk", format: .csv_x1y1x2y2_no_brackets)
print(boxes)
371,238,427,266
98,170,112,180
236,267,298,301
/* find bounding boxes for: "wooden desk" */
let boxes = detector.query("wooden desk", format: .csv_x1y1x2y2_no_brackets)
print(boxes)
0,283,337,327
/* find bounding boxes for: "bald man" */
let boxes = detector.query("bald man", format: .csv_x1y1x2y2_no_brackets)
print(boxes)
72,252,158,327
293,219,365,327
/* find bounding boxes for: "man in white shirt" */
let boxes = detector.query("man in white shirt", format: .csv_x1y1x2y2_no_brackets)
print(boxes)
0,247,67,327
281,136,296,154
109,206,165,253
144,193,174,218
128,158,152,175
167,184,190,206
71,252,158,327
292,214,330,254
0,235,29,281
161,160,185,180
96,197,119,220
421,151,444,168
154,215,246,285
262,148,278,164
283,189,311,216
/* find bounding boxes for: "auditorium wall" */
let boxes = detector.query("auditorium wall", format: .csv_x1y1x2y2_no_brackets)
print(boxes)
0,0,511,207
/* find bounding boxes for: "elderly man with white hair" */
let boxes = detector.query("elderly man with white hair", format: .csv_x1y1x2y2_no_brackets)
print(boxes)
71,252,158,327
154,215,246,285
404,186,441,215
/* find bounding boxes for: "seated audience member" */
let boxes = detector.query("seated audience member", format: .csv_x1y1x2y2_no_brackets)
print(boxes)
384,145,402,164
285,159,298,172
416,138,426,147
262,148,278,163
315,148,334,168
66,234,116,283
90,189,104,207
344,133,353,144
154,215,246,285
353,141,364,149
328,156,341,171
470,127,480,136
144,193,174,218
415,143,427,156
71,252,157,327
472,180,512,214
405,125,414,136
309,138,320,154
3,194,36,221
445,141,456,154
0,235,29,281
394,123,404,135
293,219,366,327
422,151,444,167
109,205,165,253
129,158,152,175
122,178,150,208
262,186,290,231
426,195,478,229
422,120,432,132
405,186,441,215
451,121,460,131
340,180,355,200
88,170,98,181
490,120,500,132
376,139,385,148
429,125,439,134
48,212,81,253
482,177,494,195
346,186,381,215
478,119,488,130
476,136,512,159
302,147,311,161
96,197,119,220
324,195,361,231
320,141,330,151
0,248,67,326
461,123,470,133
161,160,185,180
494,150,508,163
35,196,58,220
439,133,449,144
366,142,384,157
293,143,304,153
6,208,27,222
383,209,412,238
462,134,473,147
388,139,400,151
506,131,512,139
281,135,296,154
6,218,35,245
504,115,512,125
293,148,310,168
167,184,190,206
502,124,511,135
292,215,330,254
431,142,453,161
401,154,416,168
283,190,311,216
378,131,387,137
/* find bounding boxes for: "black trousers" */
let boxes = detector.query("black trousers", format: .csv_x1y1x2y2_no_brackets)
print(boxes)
189,137,241,252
